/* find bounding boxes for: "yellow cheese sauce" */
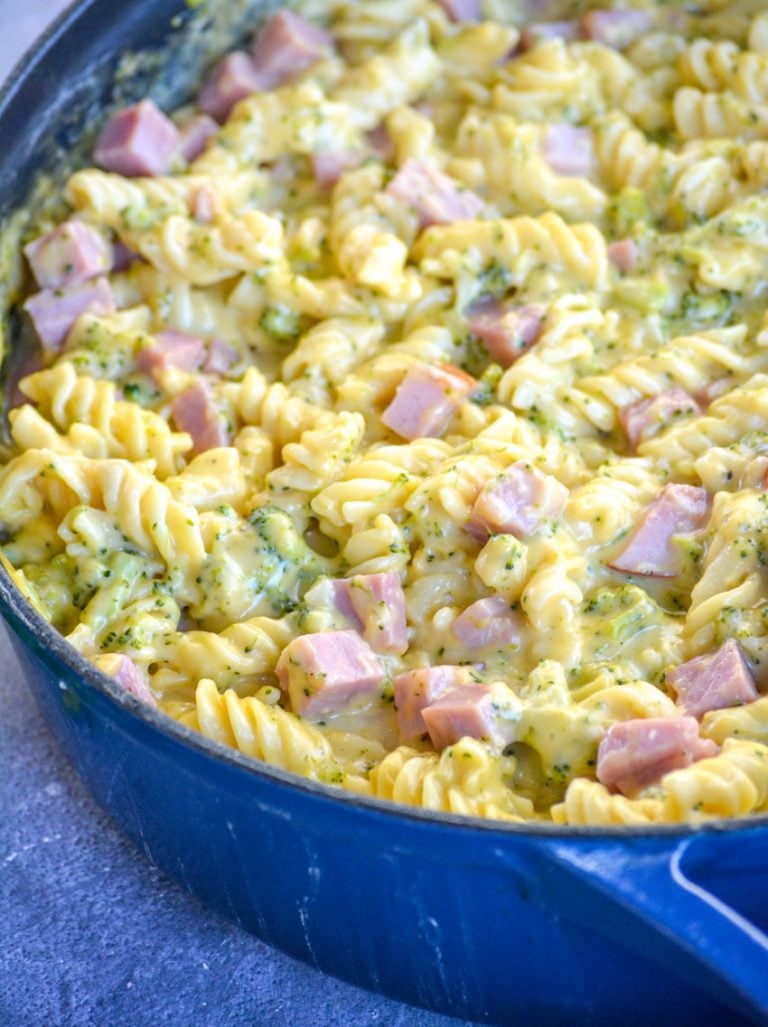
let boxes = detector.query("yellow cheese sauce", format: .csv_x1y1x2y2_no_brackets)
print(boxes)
4,0,768,824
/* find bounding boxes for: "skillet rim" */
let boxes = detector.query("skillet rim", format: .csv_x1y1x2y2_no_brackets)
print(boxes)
2,0,767,844
5,561,768,841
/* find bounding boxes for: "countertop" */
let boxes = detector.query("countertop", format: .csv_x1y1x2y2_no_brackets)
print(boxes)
0,4,478,1025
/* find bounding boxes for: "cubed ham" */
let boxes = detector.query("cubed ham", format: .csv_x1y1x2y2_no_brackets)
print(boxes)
451,597,524,650
94,99,180,177
620,389,702,450
580,10,653,49
386,160,485,228
311,149,363,190
422,683,519,751
366,123,394,162
607,238,638,274
519,21,579,51
382,363,476,440
171,381,231,454
203,338,239,376
251,10,332,88
436,0,481,21
470,462,568,540
333,572,408,655
24,277,114,351
393,666,471,742
609,484,710,577
696,378,732,407
24,220,111,290
330,578,361,627
668,639,759,719
112,242,140,272
542,125,594,178
99,653,158,707
275,629,385,719
137,329,206,382
177,113,219,162
467,297,544,368
190,184,221,224
199,52,265,123
597,717,718,797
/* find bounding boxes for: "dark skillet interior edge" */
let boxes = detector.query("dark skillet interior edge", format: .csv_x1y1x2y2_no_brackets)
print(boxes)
1,0,768,842
0,0,279,222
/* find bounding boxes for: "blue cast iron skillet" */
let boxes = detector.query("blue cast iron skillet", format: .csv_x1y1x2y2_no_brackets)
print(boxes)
1,3,767,1023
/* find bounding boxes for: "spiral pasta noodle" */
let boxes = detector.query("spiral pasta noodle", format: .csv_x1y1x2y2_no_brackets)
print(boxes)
17,363,191,476
365,738,532,820
194,678,342,782
7,0,768,827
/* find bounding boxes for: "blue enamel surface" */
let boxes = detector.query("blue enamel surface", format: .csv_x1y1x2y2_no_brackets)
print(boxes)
4,581,768,1026
2,2,768,1023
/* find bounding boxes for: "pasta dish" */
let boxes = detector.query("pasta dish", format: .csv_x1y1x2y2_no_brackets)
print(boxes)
4,0,768,826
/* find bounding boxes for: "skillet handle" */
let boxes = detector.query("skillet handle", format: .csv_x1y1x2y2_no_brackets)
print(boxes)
544,833,768,1025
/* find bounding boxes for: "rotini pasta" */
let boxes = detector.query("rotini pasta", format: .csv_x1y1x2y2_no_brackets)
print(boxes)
6,0,768,827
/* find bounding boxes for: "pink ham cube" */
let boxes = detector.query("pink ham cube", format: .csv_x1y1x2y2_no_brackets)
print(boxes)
609,484,710,577
393,666,471,742
451,597,524,650
333,573,408,655
251,10,333,88
619,389,702,450
436,0,481,21
137,329,206,383
366,123,394,162
668,640,759,719
94,99,180,177
24,277,114,351
467,298,544,368
470,462,568,540
276,629,385,719
177,113,219,162
171,381,231,454
199,52,265,123
100,653,158,707
189,184,220,224
203,338,239,376
597,717,717,797
386,160,485,228
112,242,140,272
382,363,476,440
580,10,652,49
519,21,579,51
542,125,595,177
422,684,517,751
311,150,363,190
331,578,361,627
24,220,111,290
696,378,731,407
607,238,638,274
